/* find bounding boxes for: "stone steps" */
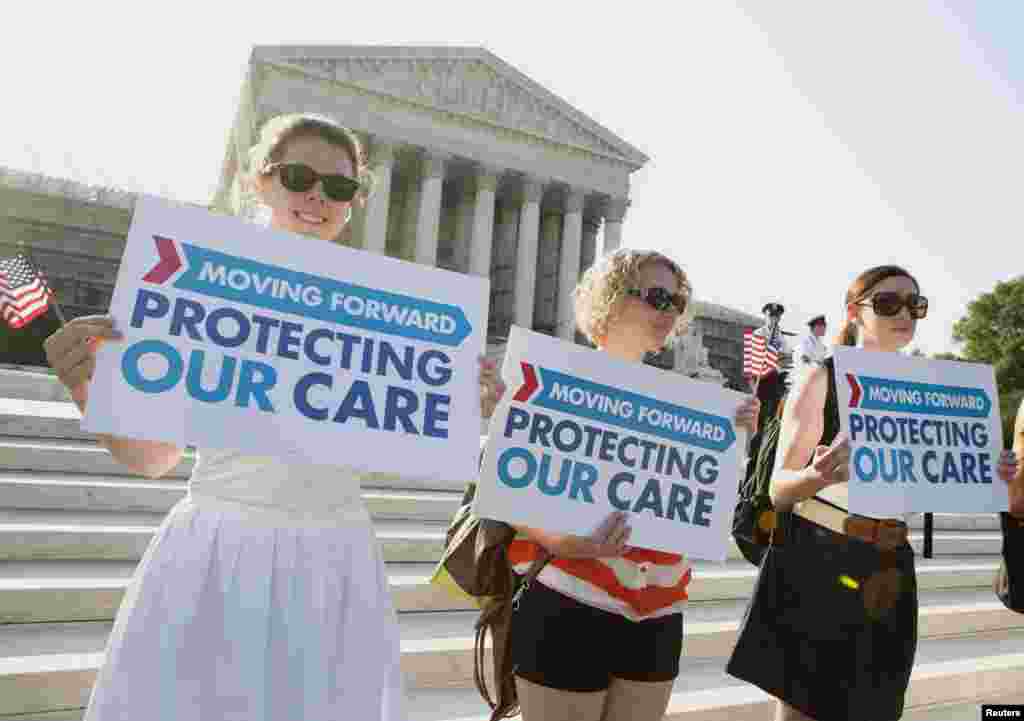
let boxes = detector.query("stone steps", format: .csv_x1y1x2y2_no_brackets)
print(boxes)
0,439,194,480
6,632,1021,719
0,554,1007,624
0,368,68,403
0,437,473,493
6,697,1023,721
1,368,1020,721
399,633,1024,721
0,400,91,443
0,469,1007,534
0,471,462,521
0,503,1007,569
0,509,452,564
1,592,1022,716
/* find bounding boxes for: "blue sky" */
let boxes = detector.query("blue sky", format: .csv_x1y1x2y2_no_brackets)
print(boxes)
2,1,1020,356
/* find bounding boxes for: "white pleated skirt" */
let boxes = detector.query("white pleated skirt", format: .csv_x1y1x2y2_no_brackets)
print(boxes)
84,493,405,721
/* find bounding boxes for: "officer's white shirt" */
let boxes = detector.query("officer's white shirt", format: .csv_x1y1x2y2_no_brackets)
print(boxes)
797,332,828,365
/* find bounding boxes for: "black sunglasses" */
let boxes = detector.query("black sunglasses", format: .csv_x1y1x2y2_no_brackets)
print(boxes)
626,287,688,314
265,162,360,202
857,291,929,319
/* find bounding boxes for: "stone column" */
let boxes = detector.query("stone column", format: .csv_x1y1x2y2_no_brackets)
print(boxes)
603,196,629,253
451,183,474,272
362,139,395,255
557,188,585,341
493,201,519,335
515,178,544,330
469,167,499,278
580,215,600,272
414,151,446,266
534,209,562,333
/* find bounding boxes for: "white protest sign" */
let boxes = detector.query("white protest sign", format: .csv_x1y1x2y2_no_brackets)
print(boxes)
834,347,1007,516
82,195,488,482
474,326,747,561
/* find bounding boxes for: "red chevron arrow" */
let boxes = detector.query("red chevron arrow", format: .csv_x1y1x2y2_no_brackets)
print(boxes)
142,235,182,284
513,362,539,402
846,373,862,407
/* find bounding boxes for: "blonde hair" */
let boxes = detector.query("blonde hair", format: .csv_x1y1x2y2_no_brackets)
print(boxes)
245,113,374,204
835,265,920,347
574,248,694,346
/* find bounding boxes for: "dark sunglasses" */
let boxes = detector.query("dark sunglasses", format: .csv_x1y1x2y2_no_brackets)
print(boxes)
857,291,929,319
265,162,360,202
626,286,688,314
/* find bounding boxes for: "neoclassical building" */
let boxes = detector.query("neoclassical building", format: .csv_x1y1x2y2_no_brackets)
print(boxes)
212,46,644,344
0,46,762,386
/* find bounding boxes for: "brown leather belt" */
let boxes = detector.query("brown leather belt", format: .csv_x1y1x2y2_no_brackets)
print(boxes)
793,497,908,551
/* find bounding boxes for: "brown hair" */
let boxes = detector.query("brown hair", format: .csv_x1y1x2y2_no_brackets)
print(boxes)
835,265,920,346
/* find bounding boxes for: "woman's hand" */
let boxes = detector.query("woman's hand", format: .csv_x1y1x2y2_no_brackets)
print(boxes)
805,434,851,488
43,315,122,410
522,511,632,559
479,356,506,420
998,449,1023,517
734,396,761,436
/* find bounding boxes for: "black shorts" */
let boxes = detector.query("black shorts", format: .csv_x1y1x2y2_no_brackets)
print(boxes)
509,579,683,692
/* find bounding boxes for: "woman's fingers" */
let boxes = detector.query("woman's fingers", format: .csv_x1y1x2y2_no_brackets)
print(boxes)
44,317,121,367
733,397,760,434
998,450,1019,484
813,437,851,484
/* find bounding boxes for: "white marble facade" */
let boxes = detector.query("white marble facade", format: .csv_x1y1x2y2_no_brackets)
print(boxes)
212,46,641,345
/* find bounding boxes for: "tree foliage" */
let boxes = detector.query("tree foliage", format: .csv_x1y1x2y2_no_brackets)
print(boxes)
952,276,1024,447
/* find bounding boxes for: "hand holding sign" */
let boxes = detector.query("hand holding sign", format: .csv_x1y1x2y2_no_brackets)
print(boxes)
44,315,124,407
809,434,852,488
81,196,490,483
735,396,761,436
475,327,747,561
834,347,1007,515
999,449,1022,516
522,510,633,559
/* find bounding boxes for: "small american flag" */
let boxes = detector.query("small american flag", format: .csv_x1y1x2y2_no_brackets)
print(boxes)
0,254,53,329
743,328,780,379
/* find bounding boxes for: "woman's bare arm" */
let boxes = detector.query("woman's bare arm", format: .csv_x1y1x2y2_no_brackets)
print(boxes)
769,365,849,511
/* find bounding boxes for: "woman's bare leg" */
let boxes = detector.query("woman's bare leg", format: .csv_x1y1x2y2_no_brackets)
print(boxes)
515,675,607,721
599,677,674,721
775,699,817,721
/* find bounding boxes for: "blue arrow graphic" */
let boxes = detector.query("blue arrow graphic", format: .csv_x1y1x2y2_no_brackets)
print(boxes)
852,374,991,418
530,367,736,452
173,244,473,347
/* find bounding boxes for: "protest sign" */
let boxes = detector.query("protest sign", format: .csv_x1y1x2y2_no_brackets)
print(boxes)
81,195,488,482
474,326,748,561
834,347,1007,515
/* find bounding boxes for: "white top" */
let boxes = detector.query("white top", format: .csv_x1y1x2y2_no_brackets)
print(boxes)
797,333,829,365
188,448,369,521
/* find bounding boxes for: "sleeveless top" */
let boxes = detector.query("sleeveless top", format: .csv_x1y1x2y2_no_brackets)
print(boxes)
187,448,370,522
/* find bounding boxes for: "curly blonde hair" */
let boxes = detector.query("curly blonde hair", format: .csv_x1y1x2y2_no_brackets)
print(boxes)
245,113,374,204
574,248,694,346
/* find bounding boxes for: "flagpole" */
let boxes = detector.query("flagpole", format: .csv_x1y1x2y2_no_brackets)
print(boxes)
18,244,67,327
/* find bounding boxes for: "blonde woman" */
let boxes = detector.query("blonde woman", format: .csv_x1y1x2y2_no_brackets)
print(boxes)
501,249,760,721
44,114,504,721
727,265,1018,721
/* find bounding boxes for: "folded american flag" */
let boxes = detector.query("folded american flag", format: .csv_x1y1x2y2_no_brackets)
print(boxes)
743,328,779,379
0,253,53,329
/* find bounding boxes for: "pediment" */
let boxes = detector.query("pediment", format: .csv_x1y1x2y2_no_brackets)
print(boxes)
252,46,648,167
